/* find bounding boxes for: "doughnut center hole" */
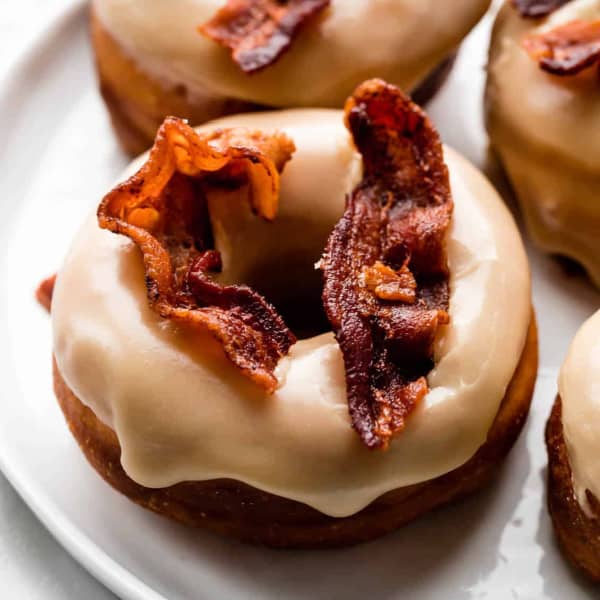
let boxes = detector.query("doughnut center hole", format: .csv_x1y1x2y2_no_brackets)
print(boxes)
205,183,337,340
231,254,330,340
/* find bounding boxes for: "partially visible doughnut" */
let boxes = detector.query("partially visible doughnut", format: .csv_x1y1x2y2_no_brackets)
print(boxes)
90,0,491,154
486,0,600,288
547,310,600,579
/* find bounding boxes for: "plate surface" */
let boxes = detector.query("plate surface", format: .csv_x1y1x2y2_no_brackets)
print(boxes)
0,3,599,599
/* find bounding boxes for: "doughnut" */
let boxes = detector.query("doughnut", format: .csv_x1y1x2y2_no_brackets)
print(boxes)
90,0,492,154
546,310,600,580
49,80,537,547
486,0,600,288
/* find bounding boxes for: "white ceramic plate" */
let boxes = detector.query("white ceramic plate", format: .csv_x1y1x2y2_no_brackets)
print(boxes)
1,2,599,599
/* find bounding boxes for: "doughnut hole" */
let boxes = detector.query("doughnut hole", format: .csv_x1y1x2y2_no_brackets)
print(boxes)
236,250,330,339
207,185,344,339
197,112,363,338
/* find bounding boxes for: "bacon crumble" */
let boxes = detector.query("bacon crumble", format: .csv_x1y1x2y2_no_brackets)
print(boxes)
36,274,57,312
361,261,417,304
199,0,330,74
321,80,452,450
97,117,296,392
523,19,600,76
512,0,572,18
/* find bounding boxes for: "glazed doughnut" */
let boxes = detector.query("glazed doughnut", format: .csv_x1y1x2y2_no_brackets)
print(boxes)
50,81,537,547
91,0,491,154
486,0,600,288
547,310,600,580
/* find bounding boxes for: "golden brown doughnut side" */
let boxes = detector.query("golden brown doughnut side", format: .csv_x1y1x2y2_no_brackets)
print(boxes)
52,314,537,548
546,397,600,581
90,9,456,156
89,9,268,156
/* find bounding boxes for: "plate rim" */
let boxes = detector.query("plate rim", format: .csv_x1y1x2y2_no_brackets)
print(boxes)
0,4,167,598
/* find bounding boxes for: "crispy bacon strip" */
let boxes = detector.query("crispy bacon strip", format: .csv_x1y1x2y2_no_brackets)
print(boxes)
361,261,417,304
511,0,572,18
321,80,452,450
98,117,296,392
199,0,330,74
523,19,600,75
36,274,56,312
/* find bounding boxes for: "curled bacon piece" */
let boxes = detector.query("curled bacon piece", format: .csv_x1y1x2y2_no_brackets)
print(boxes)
523,19,600,75
98,117,296,392
321,80,452,450
512,0,572,18
199,0,330,74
